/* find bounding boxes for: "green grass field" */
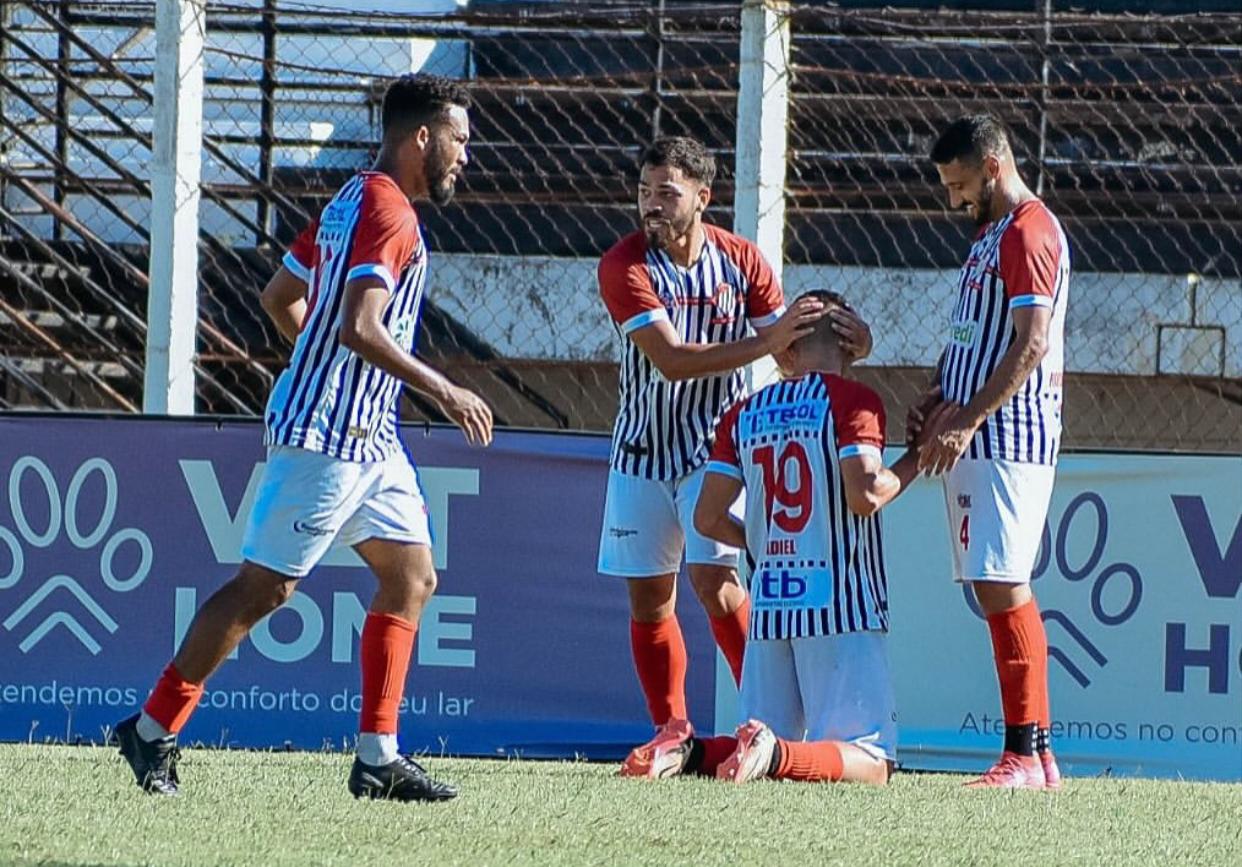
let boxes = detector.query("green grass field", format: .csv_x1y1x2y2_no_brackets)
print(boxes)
2,745,1240,866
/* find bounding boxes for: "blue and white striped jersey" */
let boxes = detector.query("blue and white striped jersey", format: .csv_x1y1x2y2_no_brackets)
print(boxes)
264,172,427,462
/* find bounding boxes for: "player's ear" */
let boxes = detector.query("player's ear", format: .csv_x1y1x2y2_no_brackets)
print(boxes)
697,183,711,214
775,346,796,377
413,124,431,151
983,152,1001,180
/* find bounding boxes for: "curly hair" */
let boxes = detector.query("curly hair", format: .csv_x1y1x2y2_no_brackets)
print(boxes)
381,74,472,136
640,136,717,186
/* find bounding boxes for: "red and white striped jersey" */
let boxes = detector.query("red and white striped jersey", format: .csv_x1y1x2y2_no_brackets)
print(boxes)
599,224,785,481
708,373,890,640
939,199,1070,465
264,172,428,462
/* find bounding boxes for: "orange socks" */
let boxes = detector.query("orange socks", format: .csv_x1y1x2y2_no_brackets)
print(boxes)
142,663,204,734
630,616,688,725
986,598,1049,730
709,598,749,686
359,611,417,734
775,739,845,782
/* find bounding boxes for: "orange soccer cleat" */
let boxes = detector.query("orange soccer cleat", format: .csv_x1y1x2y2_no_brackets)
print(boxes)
964,751,1047,789
715,720,777,784
619,718,695,780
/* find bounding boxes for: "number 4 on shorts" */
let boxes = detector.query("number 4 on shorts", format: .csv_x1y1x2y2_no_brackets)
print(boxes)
959,514,970,550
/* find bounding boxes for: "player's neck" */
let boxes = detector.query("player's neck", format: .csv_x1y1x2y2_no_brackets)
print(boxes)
663,222,706,268
793,350,844,378
993,176,1037,221
371,147,424,202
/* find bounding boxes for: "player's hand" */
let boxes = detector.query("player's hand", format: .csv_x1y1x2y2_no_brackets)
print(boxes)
829,306,873,362
918,402,977,476
441,385,494,446
905,384,943,445
762,295,827,354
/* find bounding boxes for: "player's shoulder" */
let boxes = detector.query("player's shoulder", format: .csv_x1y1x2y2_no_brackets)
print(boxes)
358,172,417,220
821,373,884,413
1002,199,1061,245
600,231,648,268
703,223,761,263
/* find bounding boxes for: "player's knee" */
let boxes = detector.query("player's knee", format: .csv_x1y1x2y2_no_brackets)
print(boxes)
404,567,437,603
232,563,298,617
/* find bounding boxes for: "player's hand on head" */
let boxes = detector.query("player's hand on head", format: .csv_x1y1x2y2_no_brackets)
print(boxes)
442,385,494,447
905,384,944,445
829,306,873,362
764,295,827,353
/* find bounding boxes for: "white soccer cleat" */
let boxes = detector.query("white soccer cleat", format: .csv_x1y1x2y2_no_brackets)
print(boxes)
619,718,695,780
716,719,777,784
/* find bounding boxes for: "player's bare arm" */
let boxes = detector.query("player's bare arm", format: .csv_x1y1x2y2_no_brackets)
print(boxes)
339,276,494,446
629,294,826,382
259,266,308,344
919,305,1051,475
692,472,746,549
839,405,948,516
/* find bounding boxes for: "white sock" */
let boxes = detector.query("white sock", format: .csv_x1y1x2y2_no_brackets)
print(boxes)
136,711,172,742
356,733,399,767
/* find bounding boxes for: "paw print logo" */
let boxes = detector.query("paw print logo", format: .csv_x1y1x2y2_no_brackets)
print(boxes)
0,457,152,654
962,492,1144,688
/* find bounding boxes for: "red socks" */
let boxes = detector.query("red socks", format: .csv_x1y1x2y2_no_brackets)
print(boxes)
775,739,845,782
709,598,749,686
630,616,688,725
696,735,739,775
987,598,1049,729
143,663,204,734
359,611,417,734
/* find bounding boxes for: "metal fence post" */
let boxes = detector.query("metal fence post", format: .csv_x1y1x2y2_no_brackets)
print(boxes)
144,0,205,414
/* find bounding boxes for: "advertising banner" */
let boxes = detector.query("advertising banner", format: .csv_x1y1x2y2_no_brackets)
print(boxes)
0,416,716,758
1,416,1238,779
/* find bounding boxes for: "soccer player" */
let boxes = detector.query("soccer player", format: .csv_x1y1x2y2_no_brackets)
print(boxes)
114,75,493,801
597,137,871,776
909,115,1069,789
625,290,923,784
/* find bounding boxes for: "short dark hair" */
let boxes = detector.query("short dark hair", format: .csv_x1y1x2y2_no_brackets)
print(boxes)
929,115,1013,166
640,136,717,187
381,74,472,137
790,289,850,354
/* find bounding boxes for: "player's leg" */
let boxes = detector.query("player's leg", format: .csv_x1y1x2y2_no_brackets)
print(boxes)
714,638,805,782
338,452,455,802
677,465,749,685
948,458,1057,789
598,470,691,741
116,446,359,795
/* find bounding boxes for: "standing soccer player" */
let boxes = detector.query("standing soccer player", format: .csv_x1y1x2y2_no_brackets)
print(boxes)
596,136,871,775
629,291,923,784
114,75,493,801
912,115,1069,789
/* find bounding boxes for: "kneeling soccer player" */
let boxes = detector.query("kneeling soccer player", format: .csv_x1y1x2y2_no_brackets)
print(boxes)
630,290,931,784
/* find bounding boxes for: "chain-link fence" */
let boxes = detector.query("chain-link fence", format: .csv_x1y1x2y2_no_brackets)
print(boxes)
1,1,1239,451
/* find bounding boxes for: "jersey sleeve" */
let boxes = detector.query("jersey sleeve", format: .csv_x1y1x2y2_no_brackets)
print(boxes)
706,401,745,480
740,242,785,328
831,379,886,461
998,205,1062,311
345,182,418,293
598,236,668,335
282,217,319,283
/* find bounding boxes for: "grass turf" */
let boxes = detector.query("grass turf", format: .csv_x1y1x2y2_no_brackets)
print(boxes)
2,745,1240,866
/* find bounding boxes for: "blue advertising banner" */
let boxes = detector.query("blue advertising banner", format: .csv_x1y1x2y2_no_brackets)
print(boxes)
1,415,1238,780
0,416,716,758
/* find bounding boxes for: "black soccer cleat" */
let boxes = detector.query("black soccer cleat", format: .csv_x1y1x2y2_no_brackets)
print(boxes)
114,713,181,796
347,755,458,802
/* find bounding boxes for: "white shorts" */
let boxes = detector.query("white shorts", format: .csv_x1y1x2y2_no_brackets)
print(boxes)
240,445,432,578
739,631,897,762
597,464,743,578
943,458,1056,584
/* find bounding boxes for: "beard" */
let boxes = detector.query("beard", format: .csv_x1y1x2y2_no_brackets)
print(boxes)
643,214,690,250
968,178,997,226
424,139,458,205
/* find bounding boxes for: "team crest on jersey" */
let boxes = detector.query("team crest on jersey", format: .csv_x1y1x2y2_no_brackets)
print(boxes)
712,282,735,311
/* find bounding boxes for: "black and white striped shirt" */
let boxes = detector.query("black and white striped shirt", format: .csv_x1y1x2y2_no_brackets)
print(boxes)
265,172,427,462
709,373,890,640
599,225,785,481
